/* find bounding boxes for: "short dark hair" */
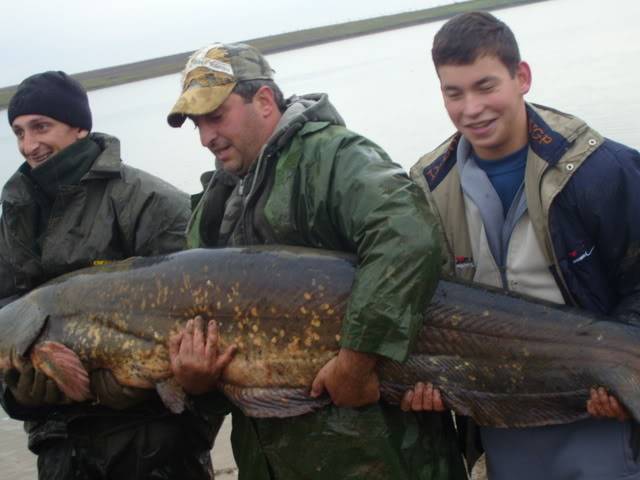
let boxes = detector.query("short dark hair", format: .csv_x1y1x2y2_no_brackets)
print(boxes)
432,12,521,76
233,79,286,112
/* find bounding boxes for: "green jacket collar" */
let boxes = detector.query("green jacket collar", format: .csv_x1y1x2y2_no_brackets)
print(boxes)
29,137,100,200
1,132,123,205
82,132,123,179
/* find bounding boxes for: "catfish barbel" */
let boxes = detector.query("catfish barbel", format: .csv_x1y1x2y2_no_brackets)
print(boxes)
0,246,638,428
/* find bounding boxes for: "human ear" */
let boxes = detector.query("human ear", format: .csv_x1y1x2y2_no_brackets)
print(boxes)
516,61,532,95
253,86,277,118
76,129,90,140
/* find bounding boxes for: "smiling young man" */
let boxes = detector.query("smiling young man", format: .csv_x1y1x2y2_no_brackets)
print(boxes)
406,11,640,480
12,114,89,168
0,71,216,480
166,42,467,480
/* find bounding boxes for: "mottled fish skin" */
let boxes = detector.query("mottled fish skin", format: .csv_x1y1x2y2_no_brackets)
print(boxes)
0,247,353,408
0,246,639,428
379,281,640,427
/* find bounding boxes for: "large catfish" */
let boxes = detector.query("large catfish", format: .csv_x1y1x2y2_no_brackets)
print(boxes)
0,246,639,428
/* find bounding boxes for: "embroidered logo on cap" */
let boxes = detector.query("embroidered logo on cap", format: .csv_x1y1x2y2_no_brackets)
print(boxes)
185,44,234,76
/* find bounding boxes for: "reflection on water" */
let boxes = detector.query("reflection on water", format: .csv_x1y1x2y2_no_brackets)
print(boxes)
0,0,638,195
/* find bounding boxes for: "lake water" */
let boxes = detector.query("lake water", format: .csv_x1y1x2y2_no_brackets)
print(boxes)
1,0,638,195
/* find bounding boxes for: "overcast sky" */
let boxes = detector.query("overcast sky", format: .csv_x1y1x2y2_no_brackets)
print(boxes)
0,0,449,87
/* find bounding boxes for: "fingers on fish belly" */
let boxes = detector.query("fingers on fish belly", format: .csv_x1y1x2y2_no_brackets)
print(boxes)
31,341,91,402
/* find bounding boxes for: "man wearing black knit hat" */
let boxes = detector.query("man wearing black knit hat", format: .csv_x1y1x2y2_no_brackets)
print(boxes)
8,71,93,169
0,71,216,480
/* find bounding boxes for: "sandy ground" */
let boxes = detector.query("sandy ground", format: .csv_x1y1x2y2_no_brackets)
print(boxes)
0,414,238,480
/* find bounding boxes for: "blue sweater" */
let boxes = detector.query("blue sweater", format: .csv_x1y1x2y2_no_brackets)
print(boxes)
474,145,527,217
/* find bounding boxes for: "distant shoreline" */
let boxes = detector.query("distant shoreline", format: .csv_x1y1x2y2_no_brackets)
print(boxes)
0,0,547,109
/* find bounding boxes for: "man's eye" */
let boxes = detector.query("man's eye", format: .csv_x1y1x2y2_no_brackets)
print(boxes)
205,111,223,122
13,130,24,139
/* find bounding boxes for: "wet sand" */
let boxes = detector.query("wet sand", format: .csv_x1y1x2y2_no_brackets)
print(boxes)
0,414,238,479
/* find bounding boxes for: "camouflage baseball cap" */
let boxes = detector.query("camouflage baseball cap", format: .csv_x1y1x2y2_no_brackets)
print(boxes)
167,42,274,127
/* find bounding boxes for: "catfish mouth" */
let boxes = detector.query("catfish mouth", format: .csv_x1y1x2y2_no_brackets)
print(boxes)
0,314,49,376
0,294,51,362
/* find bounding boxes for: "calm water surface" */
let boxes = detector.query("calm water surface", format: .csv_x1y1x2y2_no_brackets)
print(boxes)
0,0,638,195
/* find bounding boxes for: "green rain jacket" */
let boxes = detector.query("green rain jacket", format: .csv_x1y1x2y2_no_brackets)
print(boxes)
189,94,467,480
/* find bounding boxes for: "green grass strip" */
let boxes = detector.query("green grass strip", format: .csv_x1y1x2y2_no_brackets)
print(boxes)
0,0,548,109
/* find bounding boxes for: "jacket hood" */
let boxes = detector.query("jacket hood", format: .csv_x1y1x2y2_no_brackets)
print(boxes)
268,93,345,152
83,132,123,179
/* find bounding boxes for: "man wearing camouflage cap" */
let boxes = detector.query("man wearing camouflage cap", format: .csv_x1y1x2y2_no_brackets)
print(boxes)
167,43,466,479
0,71,216,480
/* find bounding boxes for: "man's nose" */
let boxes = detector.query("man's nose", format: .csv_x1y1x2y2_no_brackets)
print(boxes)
21,130,39,155
199,123,218,148
462,93,484,117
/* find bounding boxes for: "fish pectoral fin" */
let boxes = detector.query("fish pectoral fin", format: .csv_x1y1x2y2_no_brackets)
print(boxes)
156,378,186,414
602,367,640,425
221,384,332,418
30,341,91,402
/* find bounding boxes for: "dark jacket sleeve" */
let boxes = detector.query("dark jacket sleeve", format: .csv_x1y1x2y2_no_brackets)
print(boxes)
133,191,190,256
0,260,18,304
553,140,640,322
0,210,31,418
117,168,191,257
0,214,19,301
600,143,640,323
327,134,442,362
0,385,55,421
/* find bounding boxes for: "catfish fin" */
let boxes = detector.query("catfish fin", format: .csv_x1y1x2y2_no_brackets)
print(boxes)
596,366,640,460
598,366,640,424
156,378,186,414
31,341,91,402
221,384,331,418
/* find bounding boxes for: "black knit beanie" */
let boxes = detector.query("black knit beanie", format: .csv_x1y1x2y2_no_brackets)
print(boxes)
7,71,92,131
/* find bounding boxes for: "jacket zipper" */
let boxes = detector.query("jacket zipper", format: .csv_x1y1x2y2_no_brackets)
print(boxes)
546,220,577,306
237,148,272,245
538,162,578,307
